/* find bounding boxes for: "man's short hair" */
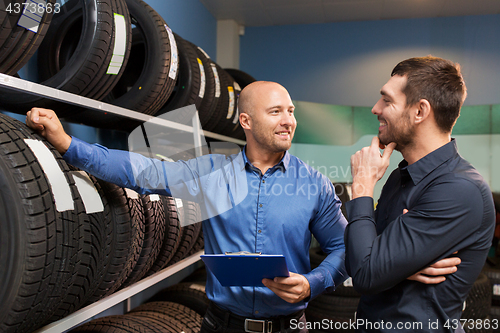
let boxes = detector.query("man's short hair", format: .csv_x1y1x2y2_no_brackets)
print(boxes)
391,56,467,133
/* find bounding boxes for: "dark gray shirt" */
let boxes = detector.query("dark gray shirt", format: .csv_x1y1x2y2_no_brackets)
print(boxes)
345,139,495,332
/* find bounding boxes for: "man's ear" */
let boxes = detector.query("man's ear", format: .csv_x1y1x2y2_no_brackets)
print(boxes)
414,99,431,124
240,112,251,130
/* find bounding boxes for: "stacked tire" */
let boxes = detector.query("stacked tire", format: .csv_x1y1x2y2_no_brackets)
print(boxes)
0,112,89,332
0,0,256,140
0,112,205,332
72,302,203,333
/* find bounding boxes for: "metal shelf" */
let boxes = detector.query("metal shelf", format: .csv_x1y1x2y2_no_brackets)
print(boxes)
0,73,246,145
33,251,204,333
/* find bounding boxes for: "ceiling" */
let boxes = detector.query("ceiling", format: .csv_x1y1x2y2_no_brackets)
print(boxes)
198,0,500,27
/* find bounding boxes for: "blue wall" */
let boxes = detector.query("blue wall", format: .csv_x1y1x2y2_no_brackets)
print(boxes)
240,14,500,108
144,0,217,59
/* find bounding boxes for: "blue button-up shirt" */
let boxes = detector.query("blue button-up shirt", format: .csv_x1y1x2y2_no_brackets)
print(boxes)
63,137,348,317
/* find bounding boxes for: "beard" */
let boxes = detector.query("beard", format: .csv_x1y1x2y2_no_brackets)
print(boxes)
379,111,414,151
252,126,293,153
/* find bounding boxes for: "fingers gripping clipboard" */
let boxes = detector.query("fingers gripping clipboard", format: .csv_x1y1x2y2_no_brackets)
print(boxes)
201,251,290,286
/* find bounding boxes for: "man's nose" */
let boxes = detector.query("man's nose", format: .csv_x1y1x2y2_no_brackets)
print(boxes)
372,100,382,115
281,113,295,126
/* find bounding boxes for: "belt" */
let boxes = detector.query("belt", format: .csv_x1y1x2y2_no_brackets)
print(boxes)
208,302,304,333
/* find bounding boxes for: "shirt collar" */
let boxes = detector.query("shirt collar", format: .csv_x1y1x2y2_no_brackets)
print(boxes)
241,146,291,172
399,139,458,185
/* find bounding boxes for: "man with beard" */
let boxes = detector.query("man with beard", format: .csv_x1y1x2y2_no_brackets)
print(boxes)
27,81,348,333
346,56,496,332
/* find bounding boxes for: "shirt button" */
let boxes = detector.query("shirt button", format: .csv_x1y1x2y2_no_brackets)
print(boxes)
258,230,262,233
259,204,263,207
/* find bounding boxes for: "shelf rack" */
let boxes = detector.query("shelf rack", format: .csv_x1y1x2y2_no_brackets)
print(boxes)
33,251,204,333
0,73,246,146
0,74,244,332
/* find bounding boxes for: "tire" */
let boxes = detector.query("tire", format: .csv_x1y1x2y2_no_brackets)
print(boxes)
147,283,209,317
125,311,197,333
154,34,203,125
129,301,203,330
462,273,492,320
219,77,243,138
462,316,494,333
147,196,182,275
0,0,132,117
50,168,114,321
0,113,84,332
122,194,166,287
483,260,500,305
182,267,208,283
224,68,256,89
65,169,113,311
203,63,233,134
85,184,143,303
0,0,56,75
188,42,216,129
67,0,179,130
188,225,204,256
169,201,202,265
71,315,161,333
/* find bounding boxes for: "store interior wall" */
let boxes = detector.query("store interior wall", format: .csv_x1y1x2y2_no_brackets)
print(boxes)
239,14,500,196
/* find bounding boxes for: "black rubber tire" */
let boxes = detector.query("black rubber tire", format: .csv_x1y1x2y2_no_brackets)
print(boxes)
154,34,203,125
203,63,233,134
115,191,146,289
0,113,84,332
71,314,160,333
169,201,202,265
188,224,204,256
182,267,207,283
146,196,182,275
125,311,197,333
129,301,203,330
66,0,179,130
64,169,113,311
50,169,114,321
147,283,209,317
0,0,56,75
85,183,143,303
122,194,166,287
188,42,216,129
462,316,494,333
224,68,257,89
483,260,500,305
462,273,492,320
0,0,132,116
334,182,351,218
490,305,500,320
309,247,360,297
220,77,243,138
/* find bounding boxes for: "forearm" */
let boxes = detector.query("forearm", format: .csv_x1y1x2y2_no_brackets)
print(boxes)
63,137,169,195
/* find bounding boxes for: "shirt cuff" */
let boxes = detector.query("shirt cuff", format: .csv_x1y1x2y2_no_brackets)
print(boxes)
62,136,95,169
345,196,375,224
303,267,330,300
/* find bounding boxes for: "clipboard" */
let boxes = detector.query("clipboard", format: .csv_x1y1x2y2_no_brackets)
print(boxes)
201,251,289,286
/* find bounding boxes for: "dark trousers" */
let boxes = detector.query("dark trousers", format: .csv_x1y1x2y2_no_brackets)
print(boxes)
201,302,309,333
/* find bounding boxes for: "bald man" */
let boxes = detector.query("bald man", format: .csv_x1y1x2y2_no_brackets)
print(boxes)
27,81,348,333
